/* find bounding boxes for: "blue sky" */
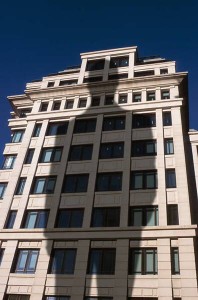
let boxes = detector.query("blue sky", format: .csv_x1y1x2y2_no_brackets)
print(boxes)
0,0,197,164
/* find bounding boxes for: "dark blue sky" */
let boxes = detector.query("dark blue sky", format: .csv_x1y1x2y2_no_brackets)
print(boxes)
0,0,197,164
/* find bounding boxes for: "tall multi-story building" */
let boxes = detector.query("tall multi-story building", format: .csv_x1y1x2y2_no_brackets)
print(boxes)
0,46,198,300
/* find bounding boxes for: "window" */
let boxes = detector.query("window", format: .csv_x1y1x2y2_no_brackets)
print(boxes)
105,95,114,105
40,102,48,112
110,56,129,68
31,177,56,194
86,59,105,71
108,73,128,80
4,211,17,229
147,91,155,101
163,111,172,126
160,68,168,74
128,298,157,300
47,81,55,88
62,174,89,193
87,248,116,274
65,99,74,109
69,144,93,161
78,98,87,108
91,96,100,107
0,182,7,199
49,249,76,274
129,248,157,275
133,93,141,102
32,124,42,137
166,169,176,188
2,155,16,169
96,172,122,191
24,149,35,164
171,247,180,274
167,204,179,225
103,116,125,131
164,138,174,155
91,207,120,227
134,70,155,77
46,122,68,136
22,210,49,228
11,130,24,143
129,206,158,226
0,248,4,265
5,295,30,300
52,101,61,111
15,177,26,195
59,79,78,86
44,297,70,300
83,76,103,83
56,209,84,228
131,170,158,189
13,249,39,273
118,94,127,104
99,142,124,159
131,140,157,156
132,114,156,128
85,298,113,300
161,90,170,100
19,109,31,118
39,147,63,163
74,119,96,133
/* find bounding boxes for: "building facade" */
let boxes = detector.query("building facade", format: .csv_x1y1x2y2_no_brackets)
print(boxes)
0,46,198,300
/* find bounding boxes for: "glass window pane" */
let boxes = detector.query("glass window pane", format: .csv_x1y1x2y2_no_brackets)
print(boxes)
89,250,101,274
63,249,76,274
54,149,62,162
27,251,38,272
37,211,48,228
70,209,83,227
133,250,142,273
133,173,143,189
51,250,65,273
146,173,155,188
26,212,37,228
45,178,56,193
145,250,154,273
16,250,28,272
102,249,115,274
133,209,143,226
43,150,52,162
92,209,104,227
76,175,88,192
34,179,45,193
146,208,155,226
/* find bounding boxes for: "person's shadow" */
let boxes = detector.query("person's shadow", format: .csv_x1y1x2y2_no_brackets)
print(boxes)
0,53,160,300
42,54,157,300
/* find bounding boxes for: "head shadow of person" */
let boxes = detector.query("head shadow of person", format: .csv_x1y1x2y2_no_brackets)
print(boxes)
43,56,156,300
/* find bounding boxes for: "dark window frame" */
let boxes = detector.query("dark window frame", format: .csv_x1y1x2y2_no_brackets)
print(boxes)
31,176,57,194
49,248,77,274
11,130,24,143
131,140,157,157
56,208,84,228
130,170,158,190
22,210,49,229
96,172,122,192
46,122,68,136
171,247,180,274
99,142,124,159
13,249,39,274
132,114,156,128
39,147,63,163
91,207,120,227
4,210,17,229
62,174,89,193
103,116,125,131
87,248,116,275
129,248,158,275
69,144,93,161
74,119,96,134
24,149,35,164
129,206,158,226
